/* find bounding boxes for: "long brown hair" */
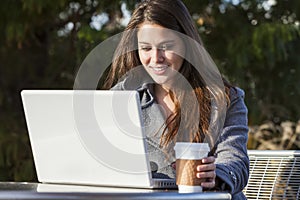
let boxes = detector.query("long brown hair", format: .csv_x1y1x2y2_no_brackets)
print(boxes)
103,0,231,146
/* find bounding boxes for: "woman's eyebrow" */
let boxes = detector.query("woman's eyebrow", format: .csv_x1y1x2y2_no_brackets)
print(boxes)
138,40,176,45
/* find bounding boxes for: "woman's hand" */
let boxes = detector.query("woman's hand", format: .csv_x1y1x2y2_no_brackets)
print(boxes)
196,156,216,188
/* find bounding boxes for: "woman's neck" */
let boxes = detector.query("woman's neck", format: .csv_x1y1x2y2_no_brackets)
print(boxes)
154,84,175,118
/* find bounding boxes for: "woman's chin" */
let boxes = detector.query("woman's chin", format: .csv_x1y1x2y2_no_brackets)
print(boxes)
151,77,169,85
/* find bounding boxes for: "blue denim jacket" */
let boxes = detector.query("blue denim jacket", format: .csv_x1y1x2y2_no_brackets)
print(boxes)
112,80,249,200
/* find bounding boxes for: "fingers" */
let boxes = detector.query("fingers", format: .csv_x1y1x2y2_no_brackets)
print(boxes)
201,178,215,188
171,162,176,170
196,170,216,181
196,156,216,188
196,170,216,188
196,156,216,171
202,156,216,165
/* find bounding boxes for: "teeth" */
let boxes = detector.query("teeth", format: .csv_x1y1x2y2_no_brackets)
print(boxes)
152,66,167,71
153,68,164,71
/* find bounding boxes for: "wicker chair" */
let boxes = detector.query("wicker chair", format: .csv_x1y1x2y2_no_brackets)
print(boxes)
243,150,300,200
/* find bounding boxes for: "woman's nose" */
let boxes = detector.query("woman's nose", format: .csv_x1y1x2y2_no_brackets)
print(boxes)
151,48,164,63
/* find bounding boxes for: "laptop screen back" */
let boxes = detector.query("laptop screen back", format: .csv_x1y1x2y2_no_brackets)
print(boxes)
21,90,155,188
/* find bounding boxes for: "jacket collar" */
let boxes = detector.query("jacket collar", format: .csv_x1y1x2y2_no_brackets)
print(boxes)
118,67,155,109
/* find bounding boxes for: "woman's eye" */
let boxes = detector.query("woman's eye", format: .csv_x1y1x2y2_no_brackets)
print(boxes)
140,46,152,51
160,44,173,51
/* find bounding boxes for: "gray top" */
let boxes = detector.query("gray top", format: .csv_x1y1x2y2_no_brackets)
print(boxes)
111,79,249,200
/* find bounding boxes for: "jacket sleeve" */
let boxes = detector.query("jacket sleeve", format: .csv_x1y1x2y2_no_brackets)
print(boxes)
214,87,249,195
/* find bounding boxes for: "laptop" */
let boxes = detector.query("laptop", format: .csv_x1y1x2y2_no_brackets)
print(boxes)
21,90,176,189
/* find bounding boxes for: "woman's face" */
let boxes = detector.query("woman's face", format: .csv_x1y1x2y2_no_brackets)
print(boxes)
137,23,185,86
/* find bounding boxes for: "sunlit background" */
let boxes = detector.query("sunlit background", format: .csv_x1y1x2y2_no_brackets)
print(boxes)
0,0,299,181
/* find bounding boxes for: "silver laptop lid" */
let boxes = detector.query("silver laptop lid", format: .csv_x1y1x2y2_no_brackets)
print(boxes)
21,90,155,188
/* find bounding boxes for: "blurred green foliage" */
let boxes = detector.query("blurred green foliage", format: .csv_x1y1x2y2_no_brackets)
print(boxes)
0,0,299,181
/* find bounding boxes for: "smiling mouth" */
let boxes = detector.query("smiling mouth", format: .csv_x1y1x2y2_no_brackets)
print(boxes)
150,65,168,72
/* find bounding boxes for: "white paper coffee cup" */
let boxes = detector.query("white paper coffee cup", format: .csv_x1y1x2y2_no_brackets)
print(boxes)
178,185,203,193
174,142,210,193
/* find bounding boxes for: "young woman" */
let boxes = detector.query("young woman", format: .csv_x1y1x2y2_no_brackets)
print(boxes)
103,0,249,199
